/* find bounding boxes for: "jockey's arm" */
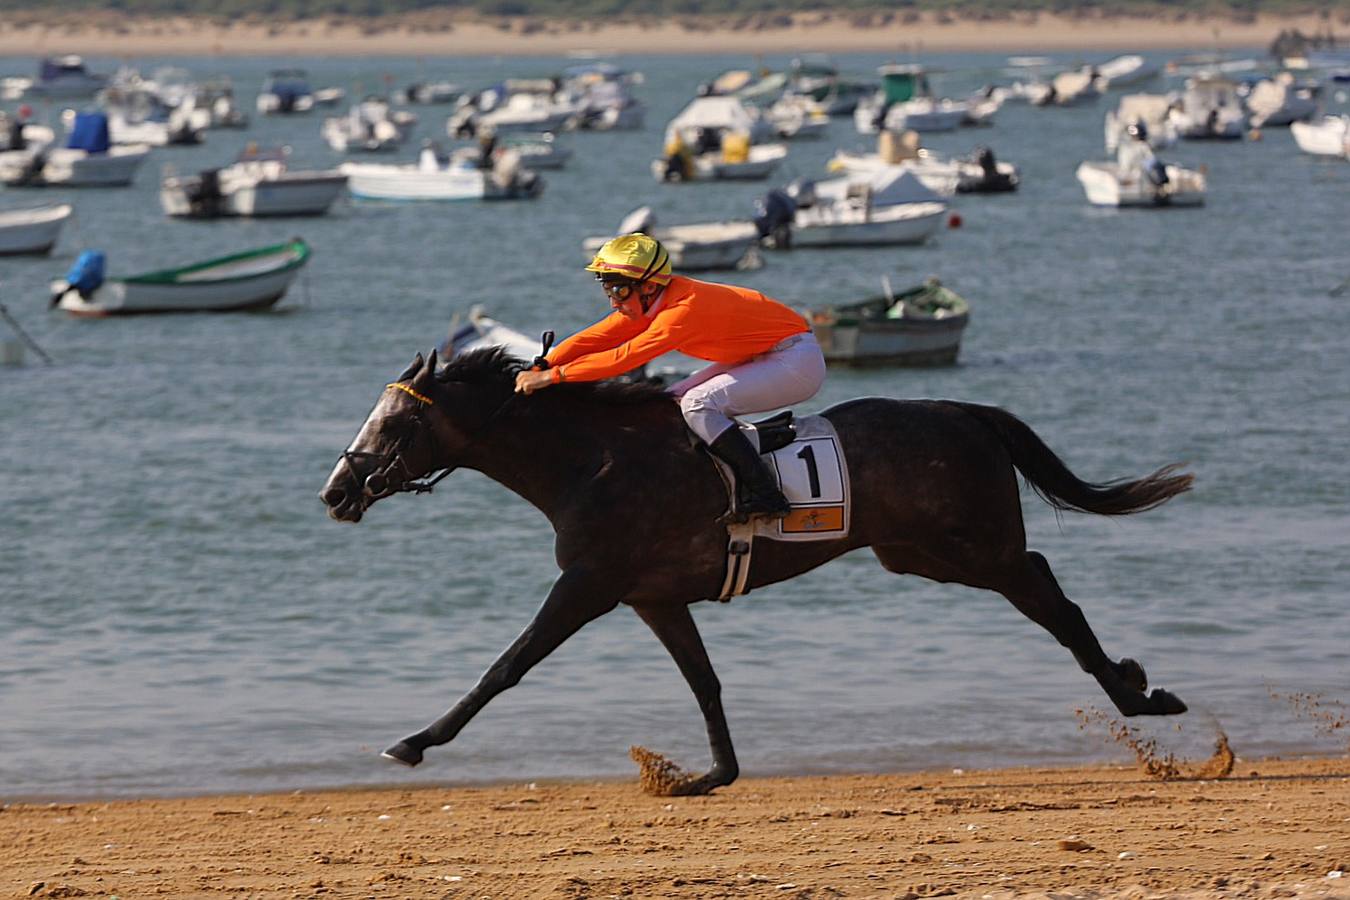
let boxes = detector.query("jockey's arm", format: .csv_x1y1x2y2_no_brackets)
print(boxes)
516,309,690,394
544,311,646,369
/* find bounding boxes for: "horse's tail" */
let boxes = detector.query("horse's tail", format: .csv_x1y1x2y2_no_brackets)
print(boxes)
951,402,1193,515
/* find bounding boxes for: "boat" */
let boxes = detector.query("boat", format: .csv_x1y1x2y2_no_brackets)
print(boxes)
1244,73,1321,128
0,112,151,187
754,177,947,249
786,55,875,116
663,95,777,145
104,89,206,146
1030,70,1102,107
450,82,582,137
765,96,831,140
1075,136,1206,207
561,63,646,131
1290,115,1350,158
495,132,571,170
394,80,461,105
197,78,249,128
1095,55,1162,89
854,66,968,135
1169,76,1247,139
441,306,545,360
1105,94,1180,153
160,147,348,218
0,112,55,151
257,69,315,114
341,146,543,201
827,131,1018,195
312,87,346,108
0,204,72,255
808,278,970,366
652,137,789,182
582,207,761,271
322,98,417,153
50,240,311,316
25,56,107,100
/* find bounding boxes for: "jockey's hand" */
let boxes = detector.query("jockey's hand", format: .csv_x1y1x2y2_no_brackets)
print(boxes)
514,369,553,395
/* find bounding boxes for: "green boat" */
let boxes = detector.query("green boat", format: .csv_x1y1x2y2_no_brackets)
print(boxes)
809,278,970,366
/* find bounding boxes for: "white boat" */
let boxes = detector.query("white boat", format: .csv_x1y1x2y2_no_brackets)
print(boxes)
1031,70,1102,107
1096,55,1162,89
312,87,346,108
476,91,579,135
754,179,947,248
1290,115,1350,158
1245,74,1321,128
827,132,1018,195
25,56,107,100
0,113,55,151
51,240,311,316
1075,140,1206,208
582,207,761,272
1169,76,1247,139
0,113,151,187
854,66,968,134
652,142,788,182
561,64,646,131
106,96,205,147
441,306,542,359
766,96,831,139
963,88,1004,125
0,204,72,255
496,132,571,170
161,149,348,218
1105,94,1180,152
663,95,777,146
322,99,417,153
394,81,461,105
197,79,249,128
257,70,315,114
341,147,543,201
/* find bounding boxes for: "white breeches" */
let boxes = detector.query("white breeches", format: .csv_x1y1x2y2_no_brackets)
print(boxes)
669,332,827,444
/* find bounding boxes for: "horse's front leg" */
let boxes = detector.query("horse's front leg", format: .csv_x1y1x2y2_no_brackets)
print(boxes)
632,602,739,795
383,567,623,767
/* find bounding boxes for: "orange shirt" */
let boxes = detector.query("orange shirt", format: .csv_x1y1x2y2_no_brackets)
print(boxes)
545,276,809,383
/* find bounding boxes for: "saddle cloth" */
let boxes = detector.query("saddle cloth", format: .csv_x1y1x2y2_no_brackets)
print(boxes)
711,413,852,600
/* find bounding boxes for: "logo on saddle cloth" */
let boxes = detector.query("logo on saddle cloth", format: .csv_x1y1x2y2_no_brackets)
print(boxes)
715,413,851,601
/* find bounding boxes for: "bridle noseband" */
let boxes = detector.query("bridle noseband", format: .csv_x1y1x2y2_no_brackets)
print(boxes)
342,382,454,500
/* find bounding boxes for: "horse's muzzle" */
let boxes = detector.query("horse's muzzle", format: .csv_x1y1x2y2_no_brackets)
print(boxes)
320,460,368,523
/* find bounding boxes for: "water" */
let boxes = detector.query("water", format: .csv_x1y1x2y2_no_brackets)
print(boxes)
1,51,1347,800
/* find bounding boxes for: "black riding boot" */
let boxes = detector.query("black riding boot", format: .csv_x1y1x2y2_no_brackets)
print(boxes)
708,427,791,521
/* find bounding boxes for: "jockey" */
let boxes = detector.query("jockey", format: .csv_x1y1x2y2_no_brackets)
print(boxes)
514,233,827,520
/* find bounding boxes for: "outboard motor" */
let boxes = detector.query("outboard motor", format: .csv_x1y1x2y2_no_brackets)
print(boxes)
185,168,224,217
1145,158,1170,187
52,250,106,306
963,146,1018,193
753,189,796,249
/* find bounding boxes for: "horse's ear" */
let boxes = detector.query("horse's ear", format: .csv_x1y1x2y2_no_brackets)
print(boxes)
424,348,438,376
397,353,424,382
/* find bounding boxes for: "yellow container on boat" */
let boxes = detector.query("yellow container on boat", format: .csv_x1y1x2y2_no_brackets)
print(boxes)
722,131,750,163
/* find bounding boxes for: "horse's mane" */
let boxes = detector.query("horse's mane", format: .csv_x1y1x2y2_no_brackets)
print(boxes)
435,347,673,407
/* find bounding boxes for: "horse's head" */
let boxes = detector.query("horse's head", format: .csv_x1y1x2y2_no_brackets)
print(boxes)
320,348,510,523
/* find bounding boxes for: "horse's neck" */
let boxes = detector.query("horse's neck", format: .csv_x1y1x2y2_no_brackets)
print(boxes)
465,393,651,519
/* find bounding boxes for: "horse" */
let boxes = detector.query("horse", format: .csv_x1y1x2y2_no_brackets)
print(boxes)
320,347,1193,796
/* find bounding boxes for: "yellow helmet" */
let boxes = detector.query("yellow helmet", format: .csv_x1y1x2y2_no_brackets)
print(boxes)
584,233,672,286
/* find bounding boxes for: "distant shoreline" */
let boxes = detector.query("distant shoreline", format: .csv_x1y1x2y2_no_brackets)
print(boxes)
0,11,1334,58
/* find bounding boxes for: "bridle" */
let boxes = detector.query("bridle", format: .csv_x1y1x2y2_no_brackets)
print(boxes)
341,382,454,500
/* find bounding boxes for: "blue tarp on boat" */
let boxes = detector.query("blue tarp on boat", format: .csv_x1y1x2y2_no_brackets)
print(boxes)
65,250,106,296
66,112,111,153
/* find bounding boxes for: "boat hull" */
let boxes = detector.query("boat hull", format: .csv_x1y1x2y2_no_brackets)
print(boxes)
161,173,347,217
789,203,947,247
2,146,153,187
1290,117,1349,158
1075,161,1205,207
0,203,71,254
814,316,968,366
342,163,540,201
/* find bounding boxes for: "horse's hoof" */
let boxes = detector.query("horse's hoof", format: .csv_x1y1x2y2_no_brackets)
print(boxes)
1148,688,1188,715
1117,658,1148,693
381,742,423,767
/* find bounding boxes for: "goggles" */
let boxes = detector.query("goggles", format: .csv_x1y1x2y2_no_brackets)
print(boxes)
599,277,638,305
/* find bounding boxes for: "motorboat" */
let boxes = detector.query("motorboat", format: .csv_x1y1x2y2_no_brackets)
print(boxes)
1244,73,1321,128
197,78,249,128
582,207,761,272
1290,115,1349,158
312,87,346,108
1105,94,1180,152
753,176,947,248
653,138,788,182
827,131,1019,194
808,278,969,366
561,64,646,131
257,69,315,114
0,112,55,151
160,148,348,218
1095,55,1162,89
394,81,461,105
25,56,107,100
0,112,151,187
663,95,777,146
322,98,417,153
786,55,875,116
496,132,571,170
1075,137,1205,207
450,82,581,137
0,204,72,255
1030,70,1102,107
962,87,1004,126
341,145,543,201
1169,76,1247,139
765,96,831,140
50,240,311,316
104,90,206,146
854,66,968,134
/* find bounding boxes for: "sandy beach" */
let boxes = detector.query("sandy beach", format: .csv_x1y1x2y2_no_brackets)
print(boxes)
4,753,1348,899
0,11,1339,58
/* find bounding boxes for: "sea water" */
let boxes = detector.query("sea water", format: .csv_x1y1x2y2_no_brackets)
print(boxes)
1,51,1347,799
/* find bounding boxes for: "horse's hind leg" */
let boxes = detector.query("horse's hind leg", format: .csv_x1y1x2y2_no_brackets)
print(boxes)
632,603,739,795
997,550,1186,716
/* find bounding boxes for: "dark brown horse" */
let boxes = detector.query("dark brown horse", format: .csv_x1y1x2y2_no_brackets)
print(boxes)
321,348,1192,795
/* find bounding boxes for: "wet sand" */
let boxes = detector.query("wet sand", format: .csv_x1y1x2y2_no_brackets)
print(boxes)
5,754,1349,899
0,11,1336,58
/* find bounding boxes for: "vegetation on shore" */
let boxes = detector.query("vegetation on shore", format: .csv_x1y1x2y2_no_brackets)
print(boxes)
0,0,1345,24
